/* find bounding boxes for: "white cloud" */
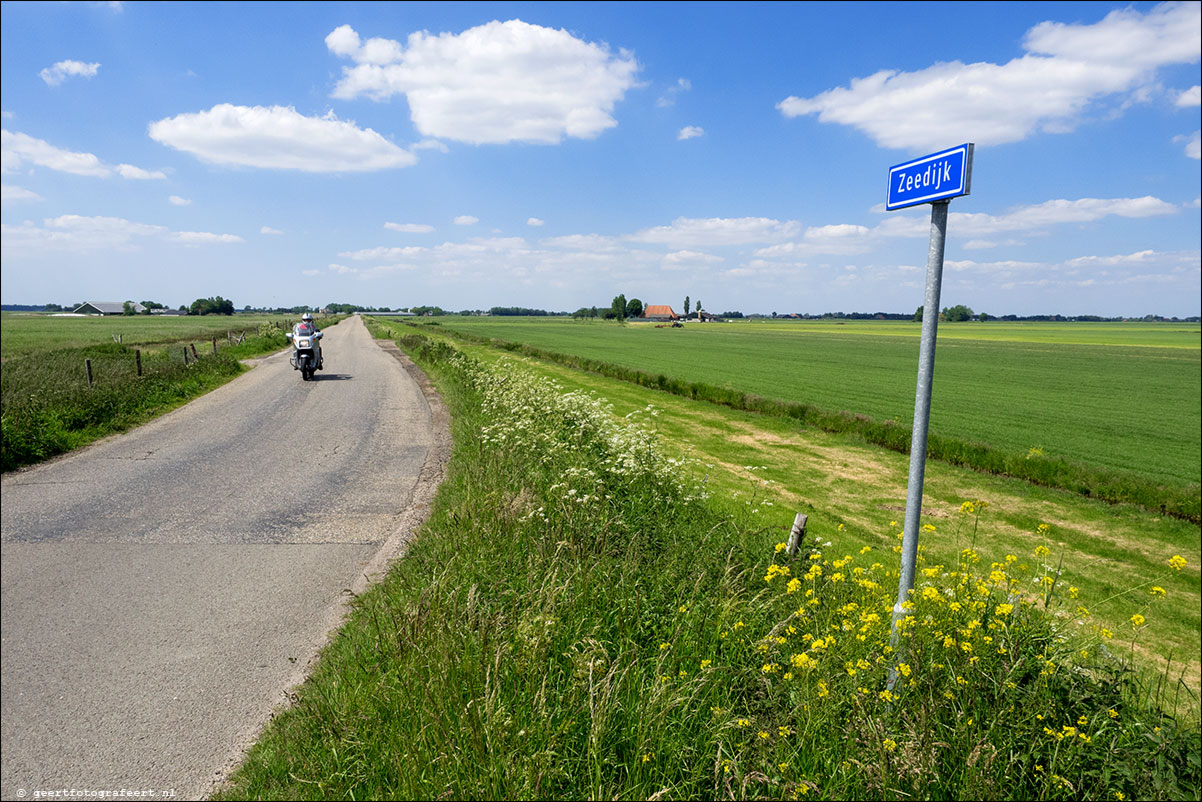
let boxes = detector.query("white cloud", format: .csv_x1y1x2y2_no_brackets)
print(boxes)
0,214,242,254
963,238,1025,250
2,129,165,179
1176,130,1201,159
541,233,621,251
657,77,692,107
662,249,722,270
260,225,284,235
168,195,191,206
677,125,705,140
302,269,321,276
384,222,434,233
412,139,449,153
39,60,100,87
951,196,1178,235
339,245,427,262
453,215,479,226
627,216,801,248
1176,85,1202,107
114,164,164,180
326,20,640,145
778,2,1201,149
172,230,245,244
526,217,545,227
2,185,42,203
148,104,417,172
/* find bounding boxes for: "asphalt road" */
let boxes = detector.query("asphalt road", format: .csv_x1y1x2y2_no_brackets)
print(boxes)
1,316,444,800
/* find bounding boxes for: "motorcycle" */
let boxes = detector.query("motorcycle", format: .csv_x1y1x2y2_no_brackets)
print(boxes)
286,329,323,381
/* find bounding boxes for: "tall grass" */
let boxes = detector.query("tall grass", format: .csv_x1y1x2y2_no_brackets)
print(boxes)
0,324,299,471
216,329,1200,801
412,323,1200,523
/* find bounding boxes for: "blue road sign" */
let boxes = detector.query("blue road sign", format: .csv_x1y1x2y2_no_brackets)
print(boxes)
886,143,973,211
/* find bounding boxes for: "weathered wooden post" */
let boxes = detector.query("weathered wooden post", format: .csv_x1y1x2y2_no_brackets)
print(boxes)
190,343,199,360
212,338,217,355
135,349,142,377
786,513,808,556
183,346,189,365
85,358,94,387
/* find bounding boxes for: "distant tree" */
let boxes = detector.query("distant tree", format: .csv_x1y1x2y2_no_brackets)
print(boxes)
122,301,136,316
942,304,973,322
611,294,627,321
684,296,691,316
189,296,235,315
44,303,64,312
914,305,924,322
626,297,643,318
978,311,992,322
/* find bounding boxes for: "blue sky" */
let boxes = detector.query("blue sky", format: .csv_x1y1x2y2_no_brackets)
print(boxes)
2,1,1199,315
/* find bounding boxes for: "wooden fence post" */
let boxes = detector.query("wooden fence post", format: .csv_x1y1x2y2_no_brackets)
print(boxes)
786,513,808,557
183,346,189,365
85,358,94,387
135,349,142,377
190,343,199,360
212,338,217,355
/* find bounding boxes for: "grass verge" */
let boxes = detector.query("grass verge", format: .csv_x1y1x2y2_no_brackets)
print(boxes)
215,328,1200,800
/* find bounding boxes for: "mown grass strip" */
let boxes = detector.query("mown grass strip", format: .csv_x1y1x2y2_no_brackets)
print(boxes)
217,327,1200,801
412,322,1200,523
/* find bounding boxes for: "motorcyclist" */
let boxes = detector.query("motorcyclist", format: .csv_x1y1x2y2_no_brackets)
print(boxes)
291,312,323,370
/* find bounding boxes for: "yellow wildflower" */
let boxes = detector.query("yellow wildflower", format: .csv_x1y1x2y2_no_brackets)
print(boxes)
1130,614,1146,628
1168,554,1187,571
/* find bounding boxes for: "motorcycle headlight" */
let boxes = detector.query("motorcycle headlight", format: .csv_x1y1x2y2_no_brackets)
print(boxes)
297,337,311,348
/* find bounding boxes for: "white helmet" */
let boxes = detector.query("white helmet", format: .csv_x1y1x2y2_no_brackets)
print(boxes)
301,313,314,322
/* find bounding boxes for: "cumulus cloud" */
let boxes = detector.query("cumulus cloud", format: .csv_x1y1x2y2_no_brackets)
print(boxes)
168,195,191,206
950,196,1178,235
2,184,43,204
260,226,283,235
661,249,722,270
1176,130,1201,159
526,217,545,227
2,129,165,179
326,20,640,144
384,222,434,233
677,125,705,140
148,105,417,172
1176,85,1201,106
1,214,241,254
750,196,1179,263
172,230,245,244
627,216,801,248
453,215,479,226
39,60,100,86
778,2,1201,149
541,233,621,251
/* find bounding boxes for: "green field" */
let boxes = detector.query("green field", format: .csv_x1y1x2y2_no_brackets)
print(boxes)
0,312,336,471
429,318,1201,489
0,311,303,358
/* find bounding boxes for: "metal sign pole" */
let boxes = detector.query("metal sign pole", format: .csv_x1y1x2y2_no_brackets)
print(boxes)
888,199,949,683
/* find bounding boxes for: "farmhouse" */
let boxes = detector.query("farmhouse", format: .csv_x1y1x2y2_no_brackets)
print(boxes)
72,301,146,316
642,305,679,321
